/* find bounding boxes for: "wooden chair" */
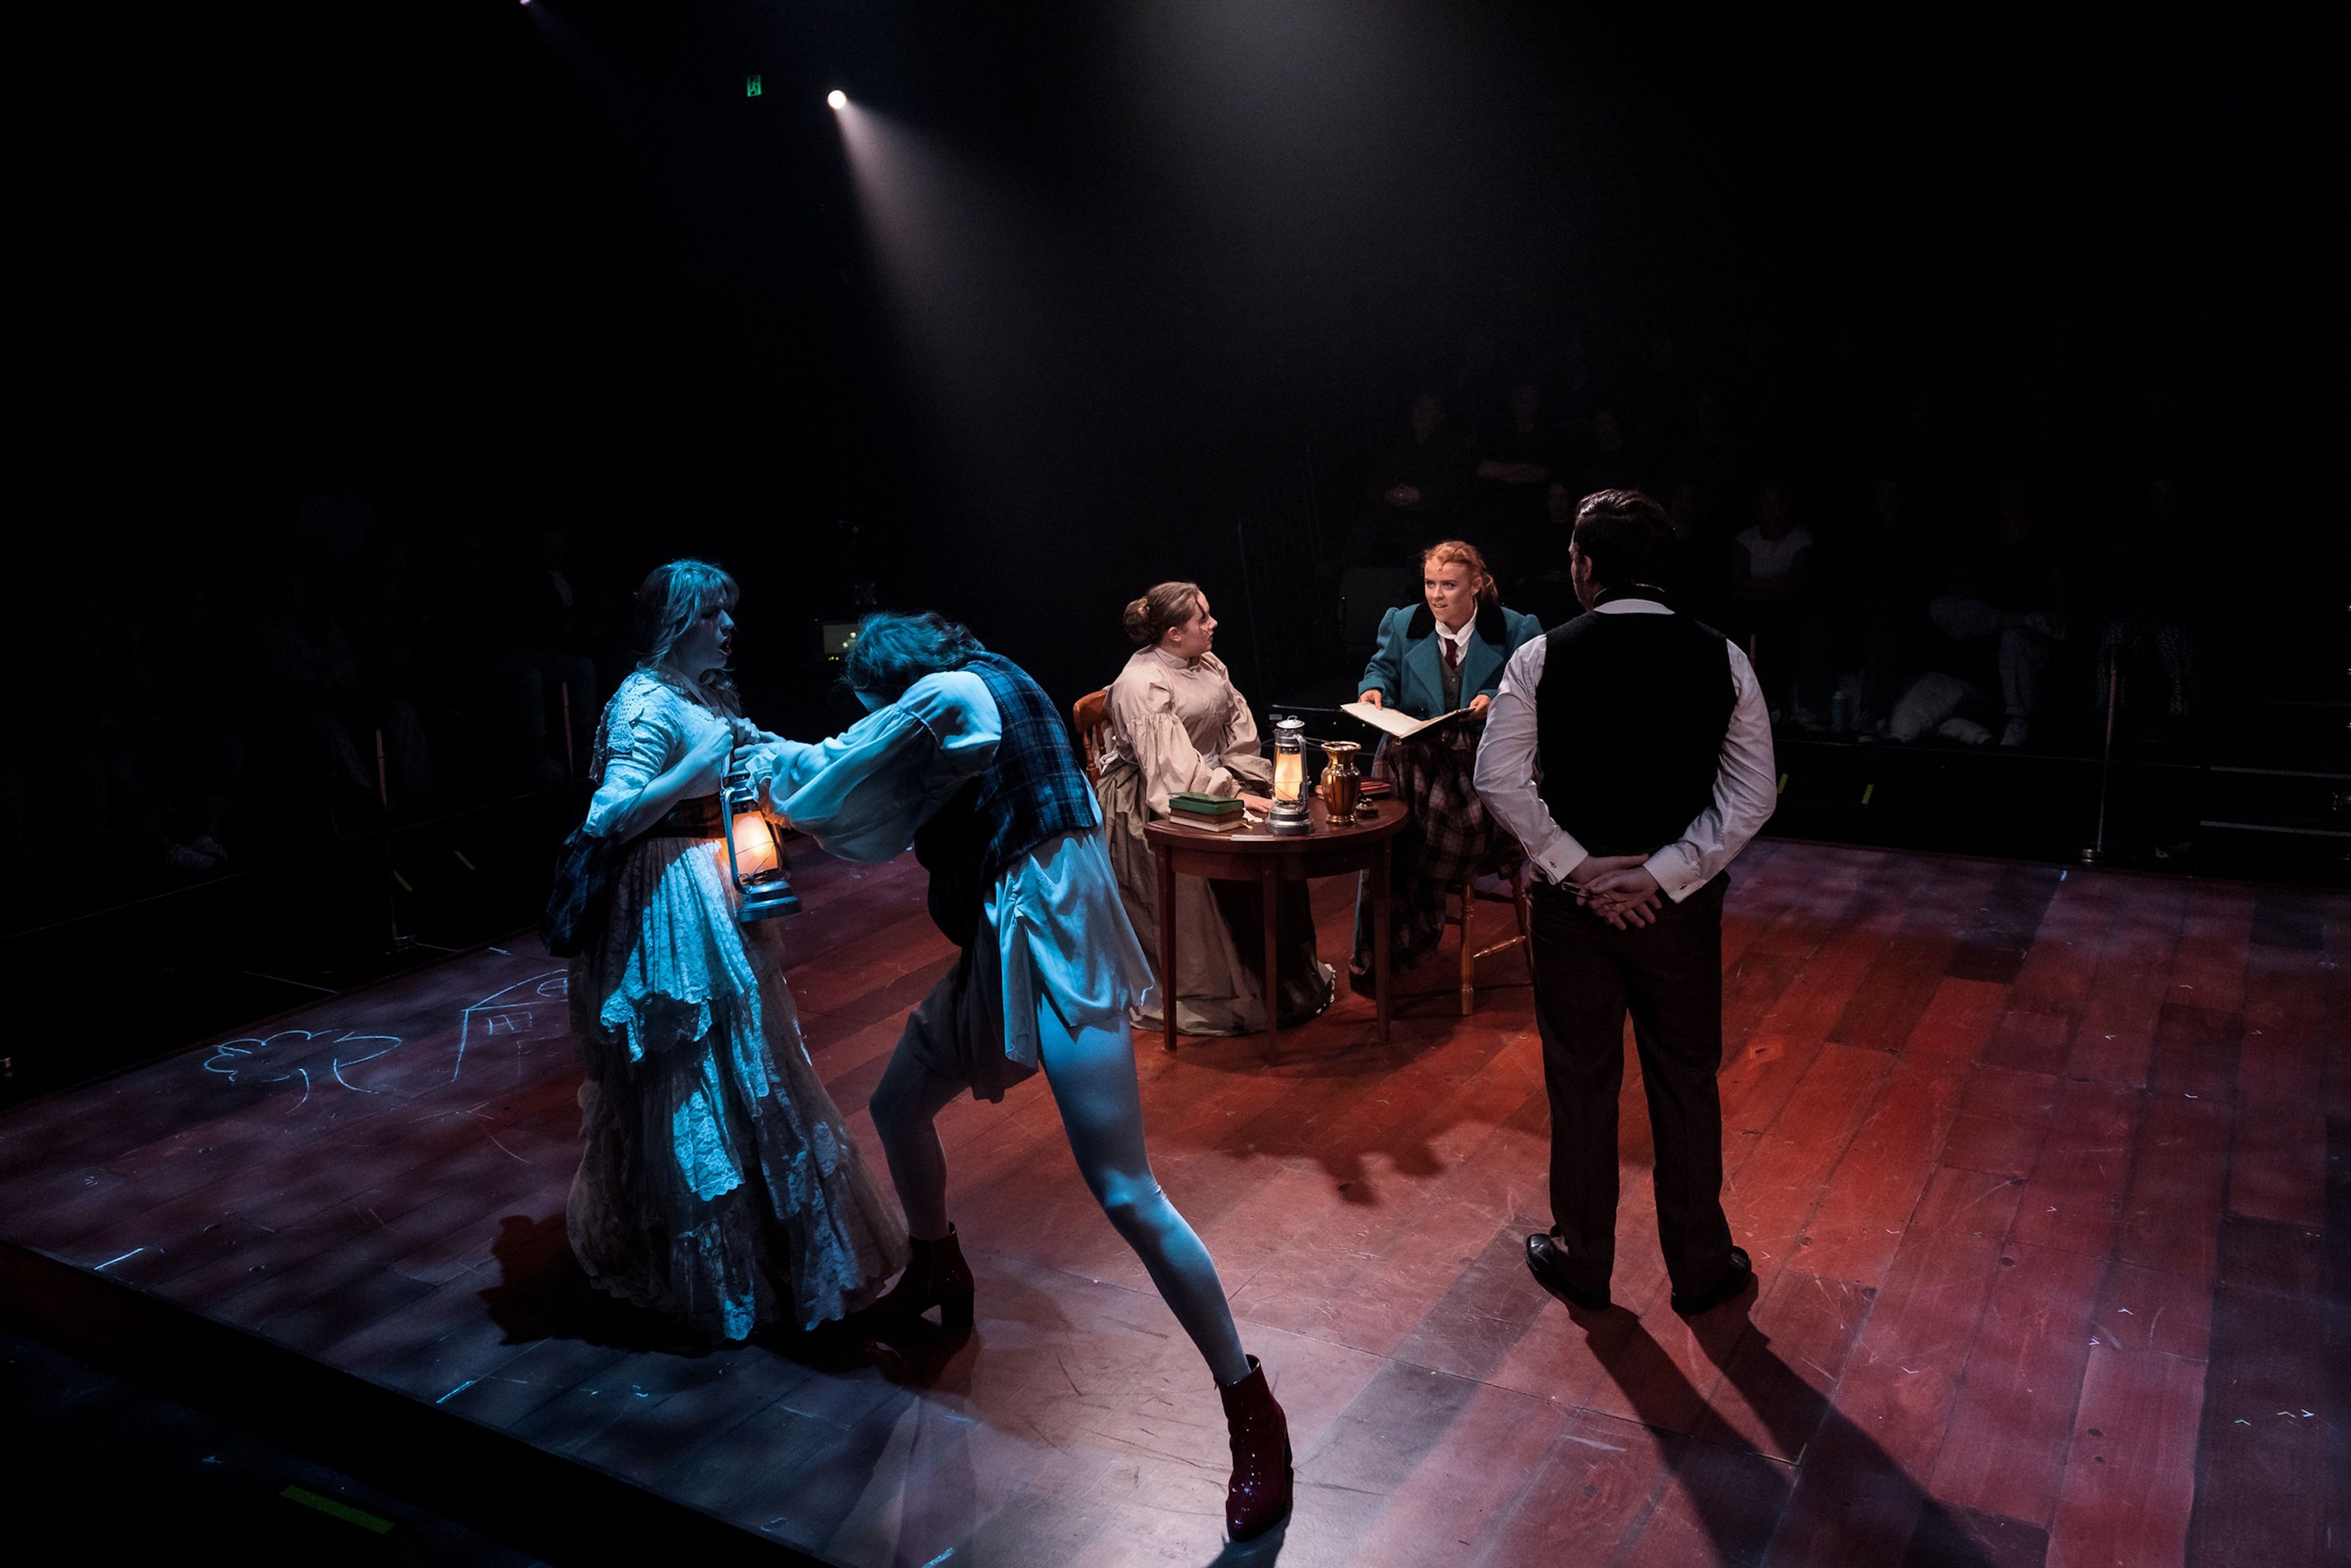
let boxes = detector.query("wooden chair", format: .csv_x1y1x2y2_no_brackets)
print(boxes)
1072,689,1111,781
1390,736,1535,1015
1449,863,1533,1015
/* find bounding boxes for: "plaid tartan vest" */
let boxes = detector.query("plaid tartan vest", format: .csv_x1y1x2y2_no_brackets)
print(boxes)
912,653,1098,946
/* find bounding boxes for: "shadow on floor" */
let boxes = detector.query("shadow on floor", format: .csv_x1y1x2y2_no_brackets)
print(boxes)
1584,1300,2041,1568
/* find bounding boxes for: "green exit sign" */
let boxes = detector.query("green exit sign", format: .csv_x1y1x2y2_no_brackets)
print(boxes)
746,75,762,97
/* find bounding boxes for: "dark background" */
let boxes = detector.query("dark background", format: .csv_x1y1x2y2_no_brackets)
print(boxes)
10,1,2344,1091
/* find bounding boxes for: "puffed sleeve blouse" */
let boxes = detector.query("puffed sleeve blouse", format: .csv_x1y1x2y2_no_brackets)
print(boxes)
582,670,737,839
748,671,1001,861
1100,647,1273,817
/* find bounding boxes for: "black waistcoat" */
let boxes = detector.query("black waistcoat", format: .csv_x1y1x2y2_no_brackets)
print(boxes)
1534,611,1735,857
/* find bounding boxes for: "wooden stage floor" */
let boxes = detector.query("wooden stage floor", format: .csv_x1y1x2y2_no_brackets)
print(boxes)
1,841,2342,1567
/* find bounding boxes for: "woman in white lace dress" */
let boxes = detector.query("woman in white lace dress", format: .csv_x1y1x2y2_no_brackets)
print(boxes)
1096,582,1333,1035
565,560,906,1341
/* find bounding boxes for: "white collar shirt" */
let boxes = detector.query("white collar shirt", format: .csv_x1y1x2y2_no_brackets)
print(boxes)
1470,598,1777,901
1433,616,1475,666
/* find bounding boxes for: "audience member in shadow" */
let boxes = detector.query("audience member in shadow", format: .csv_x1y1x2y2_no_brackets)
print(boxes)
513,527,603,771
252,561,437,803
1730,482,1828,727
1666,478,1733,631
1347,392,1472,569
46,580,245,880
431,531,575,789
1846,478,1933,735
1927,482,2066,750
1471,380,1562,586
1575,405,1645,500
1517,479,1583,628
2096,476,2197,738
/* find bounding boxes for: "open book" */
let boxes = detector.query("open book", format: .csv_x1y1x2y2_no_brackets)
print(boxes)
1341,701,1474,741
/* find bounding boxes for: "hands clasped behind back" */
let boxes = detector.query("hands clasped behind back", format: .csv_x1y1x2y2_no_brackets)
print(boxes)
1565,851,1663,929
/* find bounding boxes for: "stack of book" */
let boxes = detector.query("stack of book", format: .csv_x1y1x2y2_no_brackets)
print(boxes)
1168,792,1248,831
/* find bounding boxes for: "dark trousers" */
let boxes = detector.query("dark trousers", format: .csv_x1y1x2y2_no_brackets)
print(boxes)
1528,873,1735,1297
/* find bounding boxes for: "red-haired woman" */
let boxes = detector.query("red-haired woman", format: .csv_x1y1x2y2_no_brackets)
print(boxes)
564,560,907,1342
1352,539,1543,985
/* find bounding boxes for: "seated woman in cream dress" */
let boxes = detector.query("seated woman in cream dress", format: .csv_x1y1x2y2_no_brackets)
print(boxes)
1095,582,1334,1035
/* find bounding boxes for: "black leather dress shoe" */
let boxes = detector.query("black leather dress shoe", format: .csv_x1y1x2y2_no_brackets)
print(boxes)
1668,1247,1754,1317
1524,1232,1611,1311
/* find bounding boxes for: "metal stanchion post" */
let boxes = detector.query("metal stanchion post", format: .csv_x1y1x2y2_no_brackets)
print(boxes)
2082,662,2121,866
559,680,577,779
376,726,411,951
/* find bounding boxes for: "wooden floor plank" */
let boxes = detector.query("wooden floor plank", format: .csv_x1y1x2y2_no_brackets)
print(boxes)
1341,1378,1574,1568
2008,1079,2140,1259
1463,1403,1671,1566
1799,1057,1970,1288
2186,1279,2330,1567
1905,977,2011,1063
1928,1240,2106,1527
1941,1068,2061,1180
1979,1009,2074,1076
2045,1343,2205,1568
2165,882,2252,1013
1689,1266,1872,1463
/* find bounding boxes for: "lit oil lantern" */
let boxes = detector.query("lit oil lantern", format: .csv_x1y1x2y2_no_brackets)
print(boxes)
1267,716,1312,835
723,756,801,921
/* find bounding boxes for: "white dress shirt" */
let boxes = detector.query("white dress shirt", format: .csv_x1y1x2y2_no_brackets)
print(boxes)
1433,615,1475,671
1472,599,1776,902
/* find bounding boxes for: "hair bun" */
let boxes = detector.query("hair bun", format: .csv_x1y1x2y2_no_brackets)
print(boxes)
1122,596,1154,645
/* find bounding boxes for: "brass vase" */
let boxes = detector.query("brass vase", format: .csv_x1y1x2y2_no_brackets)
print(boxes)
1318,741,1363,825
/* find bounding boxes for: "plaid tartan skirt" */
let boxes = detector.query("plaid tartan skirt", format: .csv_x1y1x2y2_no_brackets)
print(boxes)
1352,726,1523,976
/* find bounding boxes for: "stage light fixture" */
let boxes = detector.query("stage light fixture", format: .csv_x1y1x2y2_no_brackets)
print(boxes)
828,89,848,111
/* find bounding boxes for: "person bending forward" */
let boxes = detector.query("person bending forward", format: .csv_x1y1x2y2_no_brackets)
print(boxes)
1473,492,1776,1318
751,612,1293,1544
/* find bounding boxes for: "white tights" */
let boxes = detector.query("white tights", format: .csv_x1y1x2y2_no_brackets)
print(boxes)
868,999,1252,1387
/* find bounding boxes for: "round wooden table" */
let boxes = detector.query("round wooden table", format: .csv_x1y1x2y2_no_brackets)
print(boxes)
1142,795,1409,1059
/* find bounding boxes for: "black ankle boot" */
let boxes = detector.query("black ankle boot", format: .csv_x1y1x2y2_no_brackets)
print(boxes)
875,1225,975,1328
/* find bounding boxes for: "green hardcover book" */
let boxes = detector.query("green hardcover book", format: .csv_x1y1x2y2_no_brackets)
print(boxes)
1169,792,1244,815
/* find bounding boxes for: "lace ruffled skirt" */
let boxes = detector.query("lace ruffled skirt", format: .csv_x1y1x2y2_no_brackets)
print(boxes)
567,835,907,1340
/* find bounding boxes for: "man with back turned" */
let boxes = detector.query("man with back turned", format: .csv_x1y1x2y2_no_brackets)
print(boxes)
1474,488,1777,1316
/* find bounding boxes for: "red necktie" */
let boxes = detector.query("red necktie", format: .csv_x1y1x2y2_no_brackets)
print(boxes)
1444,639,1461,670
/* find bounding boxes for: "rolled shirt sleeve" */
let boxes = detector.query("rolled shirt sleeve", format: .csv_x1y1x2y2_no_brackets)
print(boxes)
1643,640,1777,901
749,671,1001,863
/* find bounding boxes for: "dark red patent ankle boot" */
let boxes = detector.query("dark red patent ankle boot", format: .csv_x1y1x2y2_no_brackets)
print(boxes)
875,1225,975,1329
1218,1354,1292,1540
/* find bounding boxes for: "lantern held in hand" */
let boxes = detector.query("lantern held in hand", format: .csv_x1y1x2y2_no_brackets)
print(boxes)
722,759,801,921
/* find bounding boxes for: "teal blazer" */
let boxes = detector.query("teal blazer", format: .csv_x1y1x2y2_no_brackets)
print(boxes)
1358,602,1544,721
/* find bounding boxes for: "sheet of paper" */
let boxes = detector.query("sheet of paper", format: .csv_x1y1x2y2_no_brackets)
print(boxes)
1340,701,1471,740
